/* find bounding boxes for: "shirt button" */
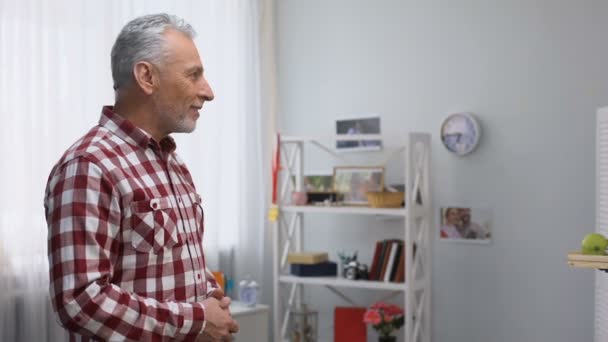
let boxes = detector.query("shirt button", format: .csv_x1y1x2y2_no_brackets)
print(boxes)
197,273,201,280
188,236,193,243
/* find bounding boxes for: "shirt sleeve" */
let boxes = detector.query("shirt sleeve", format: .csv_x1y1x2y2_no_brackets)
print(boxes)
45,157,206,341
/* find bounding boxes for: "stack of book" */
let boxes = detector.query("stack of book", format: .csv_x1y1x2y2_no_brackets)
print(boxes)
288,252,337,277
368,239,408,282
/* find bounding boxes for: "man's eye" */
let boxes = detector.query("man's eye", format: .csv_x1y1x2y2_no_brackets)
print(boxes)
189,71,202,79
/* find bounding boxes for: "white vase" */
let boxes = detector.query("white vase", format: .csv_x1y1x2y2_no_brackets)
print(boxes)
337,262,344,278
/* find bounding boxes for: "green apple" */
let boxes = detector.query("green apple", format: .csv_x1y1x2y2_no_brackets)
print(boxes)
581,233,608,255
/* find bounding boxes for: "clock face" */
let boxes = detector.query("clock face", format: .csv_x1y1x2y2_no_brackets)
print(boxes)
239,286,257,305
440,113,480,156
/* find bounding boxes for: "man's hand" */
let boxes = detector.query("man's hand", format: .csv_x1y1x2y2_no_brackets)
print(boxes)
197,295,239,341
209,288,232,310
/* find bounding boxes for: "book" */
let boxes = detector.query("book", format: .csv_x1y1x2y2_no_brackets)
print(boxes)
374,240,389,280
389,242,403,281
394,241,414,283
394,247,405,283
379,241,393,281
287,252,328,264
368,241,383,281
384,241,399,282
334,307,366,342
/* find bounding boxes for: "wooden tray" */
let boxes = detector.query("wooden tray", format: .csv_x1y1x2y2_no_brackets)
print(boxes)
568,251,608,269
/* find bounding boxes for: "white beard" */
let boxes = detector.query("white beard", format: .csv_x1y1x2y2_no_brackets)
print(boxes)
154,102,197,135
171,113,196,133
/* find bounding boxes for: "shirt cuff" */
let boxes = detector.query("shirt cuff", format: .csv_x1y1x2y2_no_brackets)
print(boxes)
200,302,207,333
176,302,206,341
206,286,219,297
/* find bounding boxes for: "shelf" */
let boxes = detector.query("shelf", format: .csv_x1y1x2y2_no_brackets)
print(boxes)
273,132,431,342
567,251,608,269
281,134,385,143
279,275,406,291
230,301,270,316
280,205,406,217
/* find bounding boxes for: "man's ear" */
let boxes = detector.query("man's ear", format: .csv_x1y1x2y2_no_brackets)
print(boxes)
132,61,158,95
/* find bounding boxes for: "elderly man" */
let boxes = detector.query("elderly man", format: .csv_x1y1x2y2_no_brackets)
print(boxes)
460,208,489,239
44,14,238,341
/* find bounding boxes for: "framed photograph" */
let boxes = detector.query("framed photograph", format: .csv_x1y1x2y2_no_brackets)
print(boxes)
291,174,333,192
290,174,337,204
304,175,333,193
336,116,382,152
333,166,384,205
439,207,491,243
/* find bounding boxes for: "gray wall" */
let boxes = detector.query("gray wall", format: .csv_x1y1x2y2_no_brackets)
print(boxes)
275,1,608,341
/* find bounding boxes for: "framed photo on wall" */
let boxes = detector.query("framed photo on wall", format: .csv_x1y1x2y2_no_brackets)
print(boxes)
333,166,384,205
335,116,382,152
439,206,492,243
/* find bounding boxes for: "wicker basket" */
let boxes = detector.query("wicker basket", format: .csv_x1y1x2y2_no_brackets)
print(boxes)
366,191,405,208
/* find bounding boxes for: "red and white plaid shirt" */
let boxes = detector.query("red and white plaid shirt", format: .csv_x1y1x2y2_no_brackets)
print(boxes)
45,106,218,341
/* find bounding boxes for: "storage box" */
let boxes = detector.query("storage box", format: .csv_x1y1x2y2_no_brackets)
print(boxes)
290,261,337,277
366,191,405,208
287,252,329,264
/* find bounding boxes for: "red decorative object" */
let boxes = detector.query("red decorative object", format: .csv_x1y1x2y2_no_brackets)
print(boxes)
271,133,280,204
334,307,366,342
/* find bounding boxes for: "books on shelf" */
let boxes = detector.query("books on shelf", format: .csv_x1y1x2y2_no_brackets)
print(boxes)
368,239,407,283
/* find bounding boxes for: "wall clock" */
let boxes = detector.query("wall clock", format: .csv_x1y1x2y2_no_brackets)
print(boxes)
440,112,481,156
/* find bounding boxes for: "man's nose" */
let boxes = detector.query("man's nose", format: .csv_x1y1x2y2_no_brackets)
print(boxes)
199,77,214,101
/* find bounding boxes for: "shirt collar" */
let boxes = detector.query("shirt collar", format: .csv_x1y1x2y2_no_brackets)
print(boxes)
99,106,177,154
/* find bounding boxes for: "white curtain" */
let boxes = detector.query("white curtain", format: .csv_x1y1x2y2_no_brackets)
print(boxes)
0,1,270,340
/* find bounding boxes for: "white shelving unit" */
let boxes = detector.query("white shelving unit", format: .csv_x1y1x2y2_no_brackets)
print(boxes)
272,133,432,342
281,205,407,216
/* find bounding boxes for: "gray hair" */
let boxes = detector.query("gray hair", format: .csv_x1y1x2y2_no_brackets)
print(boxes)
111,13,197,90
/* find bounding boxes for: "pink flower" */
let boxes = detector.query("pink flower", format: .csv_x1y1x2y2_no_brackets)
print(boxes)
363,309,382,325
365,302,405,335
371,302,390,310
383,313,394,323
385,304,404,316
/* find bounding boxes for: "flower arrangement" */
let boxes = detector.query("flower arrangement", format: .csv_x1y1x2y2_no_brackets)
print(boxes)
363,302,404,339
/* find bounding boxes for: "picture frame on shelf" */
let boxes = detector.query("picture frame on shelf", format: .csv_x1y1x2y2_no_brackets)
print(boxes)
291,174,333,192
439,206,492,243
291,174,337,204
303,175,333,193
333,166,384,205
335,116,382,152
